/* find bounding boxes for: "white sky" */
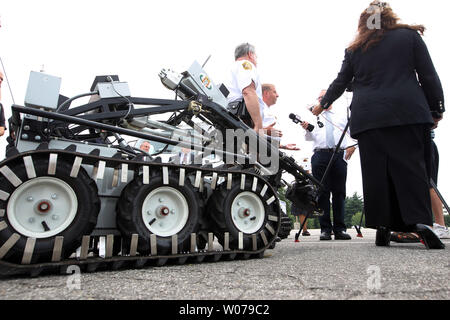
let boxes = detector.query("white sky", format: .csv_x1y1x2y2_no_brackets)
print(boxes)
0,0,448,202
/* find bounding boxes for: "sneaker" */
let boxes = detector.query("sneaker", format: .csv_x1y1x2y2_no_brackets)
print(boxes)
433,223,450,239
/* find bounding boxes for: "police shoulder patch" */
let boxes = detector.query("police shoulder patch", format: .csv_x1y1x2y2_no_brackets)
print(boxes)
242,61,252,70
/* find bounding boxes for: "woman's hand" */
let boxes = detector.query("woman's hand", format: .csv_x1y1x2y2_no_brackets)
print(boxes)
431,113,443,129
312,104,324,116
345,146,356,161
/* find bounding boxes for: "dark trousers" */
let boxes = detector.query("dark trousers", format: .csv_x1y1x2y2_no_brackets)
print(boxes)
430,140,439,185
311,150,348,233
358,124,432,231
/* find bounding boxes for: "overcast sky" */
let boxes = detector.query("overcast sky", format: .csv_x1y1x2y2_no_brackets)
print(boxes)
1,0,448,202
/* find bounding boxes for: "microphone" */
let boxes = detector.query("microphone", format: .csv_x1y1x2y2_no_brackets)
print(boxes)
289,113,315,132
289,113,301,124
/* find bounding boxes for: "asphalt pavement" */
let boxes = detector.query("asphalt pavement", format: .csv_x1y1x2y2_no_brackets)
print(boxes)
0,228,449,300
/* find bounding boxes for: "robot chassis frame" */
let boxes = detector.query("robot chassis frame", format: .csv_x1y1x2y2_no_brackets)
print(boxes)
0,69,320,277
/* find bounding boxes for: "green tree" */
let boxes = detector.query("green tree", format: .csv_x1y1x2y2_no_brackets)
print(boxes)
351,211,365,227
344,192,364,228
444,214,450,227
307,217,321,229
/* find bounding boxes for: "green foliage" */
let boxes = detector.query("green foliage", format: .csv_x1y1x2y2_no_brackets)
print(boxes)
444,214,450,227
307,217,321,229
344,192,364,228
351,211,365,227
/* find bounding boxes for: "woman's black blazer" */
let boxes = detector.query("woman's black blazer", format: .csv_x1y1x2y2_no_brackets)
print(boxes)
321,28,444,138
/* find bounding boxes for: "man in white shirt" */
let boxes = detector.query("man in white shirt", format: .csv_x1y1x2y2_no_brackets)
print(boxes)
301,90,356,241
261,83,299,151
261,83,280,136
179,147,194,165
226,43,264,133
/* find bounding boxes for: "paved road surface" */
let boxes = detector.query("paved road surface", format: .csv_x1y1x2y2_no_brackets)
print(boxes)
0,228,449,300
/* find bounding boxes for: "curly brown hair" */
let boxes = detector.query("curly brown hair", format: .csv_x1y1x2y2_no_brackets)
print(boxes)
348,1,425,52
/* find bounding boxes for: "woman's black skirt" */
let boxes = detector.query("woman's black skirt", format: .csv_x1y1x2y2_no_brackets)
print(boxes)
357,124,433,232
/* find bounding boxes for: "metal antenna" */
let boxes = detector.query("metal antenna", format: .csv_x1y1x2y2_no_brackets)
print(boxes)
0,18,16,104
202,55,212,68
0,55,16,105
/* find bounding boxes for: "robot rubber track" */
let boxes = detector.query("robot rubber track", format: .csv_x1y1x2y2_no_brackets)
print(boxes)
0,146,282,277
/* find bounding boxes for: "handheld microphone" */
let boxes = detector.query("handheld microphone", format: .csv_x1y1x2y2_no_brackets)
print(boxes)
289,113,315,132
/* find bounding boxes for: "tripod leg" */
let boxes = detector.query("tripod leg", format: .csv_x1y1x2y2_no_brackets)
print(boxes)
355,209,364,238
318,121,350,186
430,179,450,216
295,211,311,242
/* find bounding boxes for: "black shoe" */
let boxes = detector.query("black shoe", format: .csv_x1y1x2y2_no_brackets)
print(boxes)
275,237,282,242
375,227,391,247
320,232,332,241
414,224,445,249
302,231,311,236
334,231,351,240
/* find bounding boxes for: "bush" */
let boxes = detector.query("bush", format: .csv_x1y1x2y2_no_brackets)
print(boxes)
345,193,364,228
444,214,450,227
351,212,365,227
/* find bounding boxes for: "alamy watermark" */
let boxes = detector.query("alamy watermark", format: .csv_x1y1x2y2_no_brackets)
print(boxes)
66,265,81,290
366,2,388,30
366,6,381,30
366,265,381,290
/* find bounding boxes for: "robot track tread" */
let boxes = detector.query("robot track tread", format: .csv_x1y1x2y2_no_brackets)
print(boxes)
0,143,282,277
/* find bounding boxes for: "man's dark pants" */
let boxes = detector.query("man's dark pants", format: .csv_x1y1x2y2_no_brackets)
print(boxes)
311,150,348,234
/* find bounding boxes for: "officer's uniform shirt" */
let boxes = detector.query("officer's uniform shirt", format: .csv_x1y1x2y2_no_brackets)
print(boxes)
226,60,265,119
304,99,356,159
262,101,277,128
261,101,282,142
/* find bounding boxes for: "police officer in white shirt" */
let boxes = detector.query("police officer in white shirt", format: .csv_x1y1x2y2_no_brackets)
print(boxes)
261,84,280,136
301,90,356,241
262,83,300,151
226,43,264,133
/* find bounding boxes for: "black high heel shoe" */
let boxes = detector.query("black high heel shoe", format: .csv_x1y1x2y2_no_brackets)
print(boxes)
375,227,391,247
415,224,445,249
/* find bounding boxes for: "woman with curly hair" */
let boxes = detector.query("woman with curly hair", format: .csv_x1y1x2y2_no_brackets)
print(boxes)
312,1,445,249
